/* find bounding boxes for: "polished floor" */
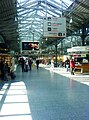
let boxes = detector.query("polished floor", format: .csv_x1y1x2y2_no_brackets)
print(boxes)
0,65,89,120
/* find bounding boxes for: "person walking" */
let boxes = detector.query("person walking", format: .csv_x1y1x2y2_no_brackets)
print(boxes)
36,59,39,69
25,58,29,72
21,57,25,72
3,61,9,81
0,59,4,80
50,59,54,70
65,57,70,72
28,58,33,70
70,58,75,75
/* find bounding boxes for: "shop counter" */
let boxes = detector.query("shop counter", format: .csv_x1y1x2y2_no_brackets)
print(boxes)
75,63,89,74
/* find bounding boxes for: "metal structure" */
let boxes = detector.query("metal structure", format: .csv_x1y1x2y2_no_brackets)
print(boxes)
64,0,89,34
17,0,70,45
0,0,18,51
0,0,89,52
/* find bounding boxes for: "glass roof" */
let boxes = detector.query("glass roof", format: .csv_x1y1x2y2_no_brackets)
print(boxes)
17,0,73,43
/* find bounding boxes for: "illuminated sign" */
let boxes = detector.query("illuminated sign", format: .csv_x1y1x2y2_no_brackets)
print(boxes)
22,42,39,50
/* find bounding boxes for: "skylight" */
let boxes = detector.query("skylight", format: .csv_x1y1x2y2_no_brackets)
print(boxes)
17,0,73,42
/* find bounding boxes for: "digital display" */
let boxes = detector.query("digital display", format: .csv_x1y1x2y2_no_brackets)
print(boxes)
22,42,39,50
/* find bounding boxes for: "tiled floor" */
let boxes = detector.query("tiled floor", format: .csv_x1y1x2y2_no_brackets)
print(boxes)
0,65,89,120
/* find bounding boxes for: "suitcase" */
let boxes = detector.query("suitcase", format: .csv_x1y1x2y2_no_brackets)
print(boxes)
10,72,16,79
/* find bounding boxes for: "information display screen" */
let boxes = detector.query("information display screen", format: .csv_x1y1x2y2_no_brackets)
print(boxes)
22,42,39,50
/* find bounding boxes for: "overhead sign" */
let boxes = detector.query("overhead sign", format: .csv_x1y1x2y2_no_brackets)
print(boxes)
43,17,66,37
67,46,89,53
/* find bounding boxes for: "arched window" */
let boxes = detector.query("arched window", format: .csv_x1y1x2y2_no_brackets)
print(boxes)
85,36,89,45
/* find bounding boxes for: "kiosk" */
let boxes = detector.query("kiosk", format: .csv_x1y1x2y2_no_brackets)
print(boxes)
67,46,89,74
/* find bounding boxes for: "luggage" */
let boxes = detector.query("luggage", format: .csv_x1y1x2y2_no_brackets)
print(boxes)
10,72,16,79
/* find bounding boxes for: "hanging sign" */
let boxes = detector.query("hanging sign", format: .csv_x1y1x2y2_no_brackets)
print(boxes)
43,17,66,37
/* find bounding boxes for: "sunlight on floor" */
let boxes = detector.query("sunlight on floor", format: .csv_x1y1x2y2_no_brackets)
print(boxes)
0,84,9,101
0,116,32,120
81,82,89,86
0,82,32,120
0,94,3,101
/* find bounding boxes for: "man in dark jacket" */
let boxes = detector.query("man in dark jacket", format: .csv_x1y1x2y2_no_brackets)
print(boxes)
36,59,39,69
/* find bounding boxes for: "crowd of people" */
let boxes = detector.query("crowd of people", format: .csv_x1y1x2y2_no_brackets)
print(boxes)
50,57,75,75
19,57,40,72
0,56,75,82
65,57,75,75
0,56,40,81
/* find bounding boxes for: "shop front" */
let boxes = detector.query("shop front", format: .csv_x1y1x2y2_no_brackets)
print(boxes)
67,46,89,74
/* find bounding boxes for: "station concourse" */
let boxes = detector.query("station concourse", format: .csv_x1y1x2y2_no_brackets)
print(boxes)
0,65,89,120
0,0,89,120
